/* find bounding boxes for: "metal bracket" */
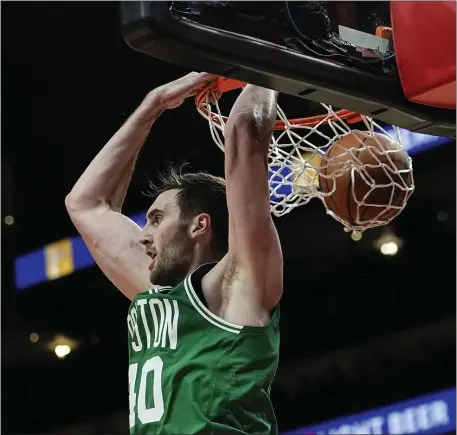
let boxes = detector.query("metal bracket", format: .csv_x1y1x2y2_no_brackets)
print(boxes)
120,1,455,138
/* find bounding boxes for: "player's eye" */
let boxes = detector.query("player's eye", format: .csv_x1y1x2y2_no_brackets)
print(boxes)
152,215,163,226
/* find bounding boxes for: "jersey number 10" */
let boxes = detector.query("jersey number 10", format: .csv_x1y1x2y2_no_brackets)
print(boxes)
129,356,165,427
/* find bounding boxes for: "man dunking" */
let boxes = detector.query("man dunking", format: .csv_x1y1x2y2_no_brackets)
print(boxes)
65,72,283,435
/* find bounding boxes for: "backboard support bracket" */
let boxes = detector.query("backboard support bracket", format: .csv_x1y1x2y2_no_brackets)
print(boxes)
120,1,455,138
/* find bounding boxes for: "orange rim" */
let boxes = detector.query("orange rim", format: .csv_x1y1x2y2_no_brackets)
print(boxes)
195,77,363,129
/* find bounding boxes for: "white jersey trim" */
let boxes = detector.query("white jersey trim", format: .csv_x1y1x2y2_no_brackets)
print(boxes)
152,285,173,294
183,276,242,334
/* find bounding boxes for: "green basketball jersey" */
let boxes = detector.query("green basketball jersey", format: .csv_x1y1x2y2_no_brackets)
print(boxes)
127,263,280,435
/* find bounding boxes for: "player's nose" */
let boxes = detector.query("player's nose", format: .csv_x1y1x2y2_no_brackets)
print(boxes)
138,235,153,249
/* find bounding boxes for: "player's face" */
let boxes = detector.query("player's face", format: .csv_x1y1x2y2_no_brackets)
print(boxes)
141,189,194,287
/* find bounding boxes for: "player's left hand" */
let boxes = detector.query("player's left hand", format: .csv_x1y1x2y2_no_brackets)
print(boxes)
155,72,217,110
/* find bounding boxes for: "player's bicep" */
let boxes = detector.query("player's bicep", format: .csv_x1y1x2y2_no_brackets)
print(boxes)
69,208,150,300
224,119,283,308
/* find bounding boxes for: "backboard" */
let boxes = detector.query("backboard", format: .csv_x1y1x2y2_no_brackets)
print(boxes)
120,1,455,138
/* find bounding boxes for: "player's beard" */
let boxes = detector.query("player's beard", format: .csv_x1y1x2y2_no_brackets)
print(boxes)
149,225,194,288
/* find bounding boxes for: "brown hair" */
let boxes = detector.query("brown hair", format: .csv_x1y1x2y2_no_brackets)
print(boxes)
147,164,228,257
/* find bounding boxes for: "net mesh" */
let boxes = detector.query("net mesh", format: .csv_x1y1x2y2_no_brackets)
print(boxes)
196,82,415,233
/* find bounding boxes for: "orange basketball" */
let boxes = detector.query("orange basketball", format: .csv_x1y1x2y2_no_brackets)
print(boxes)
319,131,413,227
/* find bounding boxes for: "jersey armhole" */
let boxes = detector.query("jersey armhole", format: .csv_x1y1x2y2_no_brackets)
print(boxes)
184,264,244,335
184,263,281,335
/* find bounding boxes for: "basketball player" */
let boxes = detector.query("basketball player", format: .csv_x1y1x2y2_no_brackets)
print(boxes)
65,72,282,434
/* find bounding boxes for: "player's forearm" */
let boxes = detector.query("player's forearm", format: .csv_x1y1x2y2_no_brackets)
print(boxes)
66,92,164,212
108,159,137,212
226,85,278,145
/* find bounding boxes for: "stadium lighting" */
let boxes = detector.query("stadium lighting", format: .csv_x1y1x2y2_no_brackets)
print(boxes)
374,231,403,256
380,241,398,256
55,344,71,359
4,215,14,225
46,334,79,359
351,231,363,242
437,211,448,222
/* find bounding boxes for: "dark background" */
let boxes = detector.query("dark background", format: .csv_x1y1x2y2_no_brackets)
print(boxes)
2,2,455,434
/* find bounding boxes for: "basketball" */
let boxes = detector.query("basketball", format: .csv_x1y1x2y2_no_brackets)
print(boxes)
319,131,413,226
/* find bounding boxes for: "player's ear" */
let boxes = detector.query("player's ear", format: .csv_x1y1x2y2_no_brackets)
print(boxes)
189,213,211,239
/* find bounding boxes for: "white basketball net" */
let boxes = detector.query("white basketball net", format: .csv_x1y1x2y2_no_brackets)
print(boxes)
197,92,415,233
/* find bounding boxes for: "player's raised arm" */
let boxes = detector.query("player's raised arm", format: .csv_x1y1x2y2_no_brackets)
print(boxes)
222,85,283,321
65,72,215,300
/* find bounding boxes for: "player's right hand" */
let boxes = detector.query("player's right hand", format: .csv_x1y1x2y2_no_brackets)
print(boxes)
154,72,217,110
